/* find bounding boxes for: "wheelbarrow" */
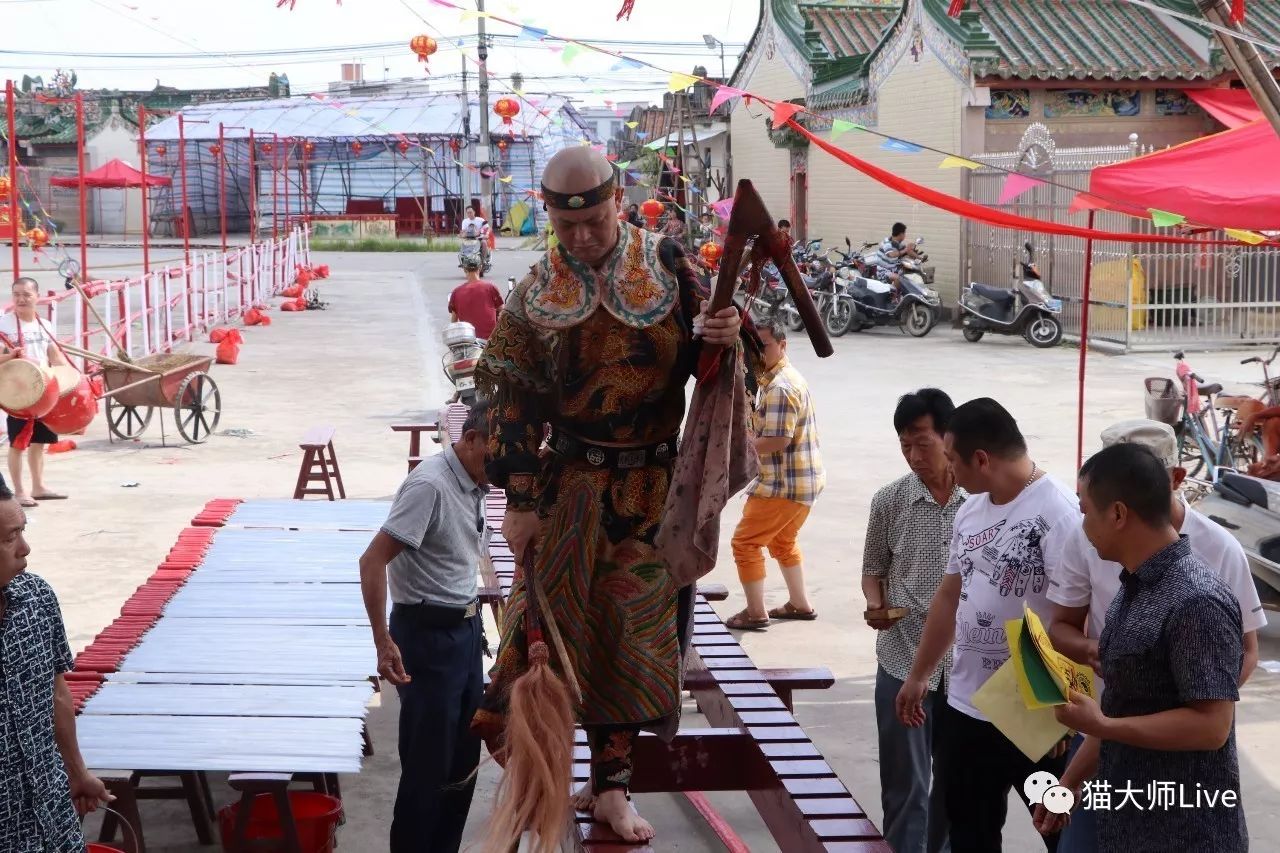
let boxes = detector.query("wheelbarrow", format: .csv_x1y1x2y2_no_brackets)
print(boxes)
95,351,222,445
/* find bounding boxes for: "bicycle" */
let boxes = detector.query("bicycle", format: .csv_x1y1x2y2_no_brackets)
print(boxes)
1145,353,1253,482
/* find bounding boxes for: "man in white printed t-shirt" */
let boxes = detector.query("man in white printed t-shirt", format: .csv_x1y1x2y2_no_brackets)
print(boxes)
1045,418,1265,853
897,398,1079,853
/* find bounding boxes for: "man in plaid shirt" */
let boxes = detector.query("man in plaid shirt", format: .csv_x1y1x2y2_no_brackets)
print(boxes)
727,318,825,630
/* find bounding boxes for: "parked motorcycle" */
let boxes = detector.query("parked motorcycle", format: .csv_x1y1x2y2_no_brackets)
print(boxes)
441,321,482,404
825,237,941,338
959,242,1063,348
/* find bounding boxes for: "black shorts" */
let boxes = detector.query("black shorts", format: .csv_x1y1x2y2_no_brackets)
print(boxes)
7,415,57,445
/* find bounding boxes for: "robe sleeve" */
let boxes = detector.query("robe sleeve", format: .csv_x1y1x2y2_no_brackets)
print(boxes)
475,274,553,512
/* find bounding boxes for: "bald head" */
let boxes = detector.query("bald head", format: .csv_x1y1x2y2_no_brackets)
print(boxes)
542,147,613,195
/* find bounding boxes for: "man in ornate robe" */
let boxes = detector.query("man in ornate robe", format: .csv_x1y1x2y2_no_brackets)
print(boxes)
471,147,746,843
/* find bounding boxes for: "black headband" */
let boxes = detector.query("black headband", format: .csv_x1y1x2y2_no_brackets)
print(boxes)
540,172,616,211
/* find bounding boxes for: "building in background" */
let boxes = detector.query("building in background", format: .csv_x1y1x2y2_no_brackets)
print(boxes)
5,76,279,236
729,0,1280,308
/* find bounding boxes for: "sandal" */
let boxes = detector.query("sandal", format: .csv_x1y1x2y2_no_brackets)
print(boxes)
33,493,67,501
17,497,37,508
768,602,818,621
725,609,770,631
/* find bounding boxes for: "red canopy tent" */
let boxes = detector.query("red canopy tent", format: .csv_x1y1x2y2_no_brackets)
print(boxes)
1087,119,1280,232
1186,89,1264,129
50,158,172,242
50,158,172,189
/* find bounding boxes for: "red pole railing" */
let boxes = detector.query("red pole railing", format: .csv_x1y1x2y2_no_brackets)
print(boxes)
271,133,279,242
1076,210,1096,472
6,80,19,278
217,122,227,253
300,138,310,220
138,104,151,276
178,112,191,269
248,129,257,244
283,137,291,234
75,92,88,284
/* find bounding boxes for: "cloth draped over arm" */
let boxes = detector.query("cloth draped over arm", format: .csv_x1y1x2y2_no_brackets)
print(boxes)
656,244,758,588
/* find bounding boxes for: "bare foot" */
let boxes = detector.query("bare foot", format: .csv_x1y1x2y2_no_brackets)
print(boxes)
594,789,654,842
571,781,596,812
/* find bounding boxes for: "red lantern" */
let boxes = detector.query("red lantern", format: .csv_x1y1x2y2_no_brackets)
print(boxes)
26,227,48,249
261,142,274,155
410,35,438,67
449,137,461,156
351,140,363,155
494,98,520,126
154,144,167,157
398,140,410,155
303,140,315,155
639,198,664,228
495,138,508,153
209,144,221,157
699,241,723,268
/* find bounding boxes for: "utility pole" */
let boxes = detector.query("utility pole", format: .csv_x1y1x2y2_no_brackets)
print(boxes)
1197,0,1280,136
476,0,494,224
460,53,471,215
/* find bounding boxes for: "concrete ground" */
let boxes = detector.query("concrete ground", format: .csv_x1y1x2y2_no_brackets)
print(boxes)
31,244,1276,851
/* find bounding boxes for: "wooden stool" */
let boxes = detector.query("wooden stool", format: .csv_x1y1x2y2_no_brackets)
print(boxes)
293,426,346,500
98,770,214,849
225,773,302,853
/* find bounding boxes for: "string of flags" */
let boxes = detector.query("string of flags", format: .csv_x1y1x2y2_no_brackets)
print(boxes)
270,0,1273,243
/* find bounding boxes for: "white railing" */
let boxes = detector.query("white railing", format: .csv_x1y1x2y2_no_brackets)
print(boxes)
23,226,310,365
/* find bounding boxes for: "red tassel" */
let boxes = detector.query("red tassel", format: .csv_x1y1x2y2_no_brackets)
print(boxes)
1231,0,1245,22
948,0,965,15
616,0,635,21
13,418,34,452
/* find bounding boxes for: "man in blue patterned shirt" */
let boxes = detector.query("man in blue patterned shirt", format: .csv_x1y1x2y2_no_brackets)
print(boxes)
1039,443,1246,852
0,480,110,852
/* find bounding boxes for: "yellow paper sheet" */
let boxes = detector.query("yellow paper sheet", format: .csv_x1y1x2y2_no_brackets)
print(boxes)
1007,617,1061,710
1024,603,1096,700
972,657,1072,762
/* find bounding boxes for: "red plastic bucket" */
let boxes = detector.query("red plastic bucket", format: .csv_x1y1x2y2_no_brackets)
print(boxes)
87,845,126,853
218,792,342,853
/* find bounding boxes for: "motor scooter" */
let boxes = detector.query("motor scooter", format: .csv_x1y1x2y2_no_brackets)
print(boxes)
441,321,482,405
825,237,941,337
959,242,1063,348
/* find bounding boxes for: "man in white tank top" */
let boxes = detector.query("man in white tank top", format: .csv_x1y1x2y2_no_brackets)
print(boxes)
0,278,72,507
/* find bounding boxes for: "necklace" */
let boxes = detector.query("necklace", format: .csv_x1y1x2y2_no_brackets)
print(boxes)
1024,462,1040,490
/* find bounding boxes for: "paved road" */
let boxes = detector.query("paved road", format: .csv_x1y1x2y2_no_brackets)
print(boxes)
54,246,1278,851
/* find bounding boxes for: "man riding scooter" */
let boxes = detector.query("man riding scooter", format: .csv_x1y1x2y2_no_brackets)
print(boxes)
873,222,920,297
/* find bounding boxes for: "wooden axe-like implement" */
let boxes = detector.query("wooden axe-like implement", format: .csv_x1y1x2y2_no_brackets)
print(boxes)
709,180,834,358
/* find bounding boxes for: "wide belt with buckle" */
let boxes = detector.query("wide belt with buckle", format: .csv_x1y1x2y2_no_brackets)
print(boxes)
547,426,678,469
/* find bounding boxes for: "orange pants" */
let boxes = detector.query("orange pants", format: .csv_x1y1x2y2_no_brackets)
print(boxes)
731,495,811,583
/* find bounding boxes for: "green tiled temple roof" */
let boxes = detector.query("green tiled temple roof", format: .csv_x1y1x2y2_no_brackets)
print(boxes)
924,0,1280,81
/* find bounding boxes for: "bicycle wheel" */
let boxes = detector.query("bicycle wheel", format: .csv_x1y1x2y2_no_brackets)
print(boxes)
1176,422,1206,479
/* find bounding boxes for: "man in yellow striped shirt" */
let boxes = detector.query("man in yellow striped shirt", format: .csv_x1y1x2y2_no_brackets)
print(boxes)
727,317,825,630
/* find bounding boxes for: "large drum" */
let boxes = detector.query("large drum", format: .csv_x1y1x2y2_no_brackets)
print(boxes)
0,359,60,420
42,366,98,435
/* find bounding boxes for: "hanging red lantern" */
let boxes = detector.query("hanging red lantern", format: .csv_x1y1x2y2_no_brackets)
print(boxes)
26,227,48,249
449,137,461,156
639,198,664,228
350,140,363,155
398,140,410,155
302,140,315,155
495,138,508,153
493,98,520,126
410,35,438,67
154,144,167,157
699,241,723,267
209,144,222,157
261,142,274,155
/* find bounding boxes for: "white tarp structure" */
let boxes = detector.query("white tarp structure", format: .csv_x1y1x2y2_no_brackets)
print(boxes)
142,90,595,235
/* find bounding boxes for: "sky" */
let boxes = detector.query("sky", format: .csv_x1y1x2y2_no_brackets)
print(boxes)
5,0,759,107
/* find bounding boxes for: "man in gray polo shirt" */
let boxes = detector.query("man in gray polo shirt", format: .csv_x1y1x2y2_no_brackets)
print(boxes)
359,401,491,853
